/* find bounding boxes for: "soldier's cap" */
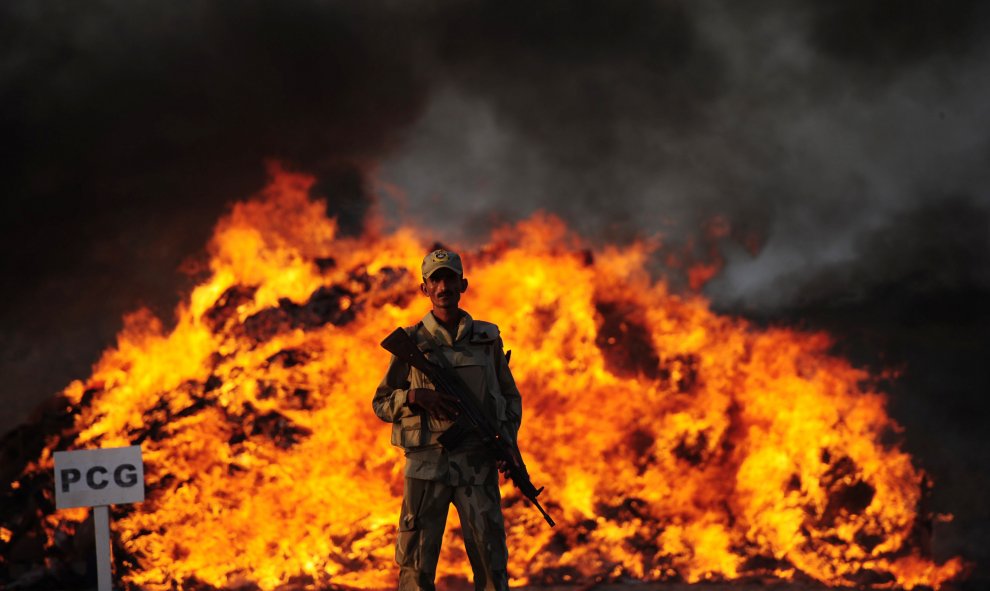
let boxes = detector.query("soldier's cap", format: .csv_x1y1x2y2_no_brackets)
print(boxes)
421,249,464,279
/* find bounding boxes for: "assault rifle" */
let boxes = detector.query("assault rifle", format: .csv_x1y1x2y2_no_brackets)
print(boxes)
381,327,556,527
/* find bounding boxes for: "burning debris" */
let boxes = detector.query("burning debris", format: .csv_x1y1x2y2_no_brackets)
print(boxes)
0,169,964,590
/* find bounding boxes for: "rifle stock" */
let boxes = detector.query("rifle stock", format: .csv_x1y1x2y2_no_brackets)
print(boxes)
381,327,555,527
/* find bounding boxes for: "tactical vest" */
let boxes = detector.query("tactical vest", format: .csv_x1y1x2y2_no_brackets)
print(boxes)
391,320,508,450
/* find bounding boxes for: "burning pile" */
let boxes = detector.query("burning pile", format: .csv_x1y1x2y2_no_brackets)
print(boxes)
0,168,963,590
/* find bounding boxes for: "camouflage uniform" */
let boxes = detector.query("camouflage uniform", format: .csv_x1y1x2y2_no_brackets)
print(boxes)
374,310,522,591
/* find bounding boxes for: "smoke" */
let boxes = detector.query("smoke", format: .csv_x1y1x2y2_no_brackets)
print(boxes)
3,1,990,583
0,0,431,433
377,0,990,312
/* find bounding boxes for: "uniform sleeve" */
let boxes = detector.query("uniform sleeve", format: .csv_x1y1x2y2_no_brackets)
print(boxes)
372,354,413,423
495,337,523,439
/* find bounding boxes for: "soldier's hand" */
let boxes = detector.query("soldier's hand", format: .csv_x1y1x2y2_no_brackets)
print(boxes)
496,460,509,474
408,388,460,420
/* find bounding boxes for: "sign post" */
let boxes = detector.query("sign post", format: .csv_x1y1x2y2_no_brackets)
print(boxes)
54,445,144,591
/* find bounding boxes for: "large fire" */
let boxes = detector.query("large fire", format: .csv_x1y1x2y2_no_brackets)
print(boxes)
5,168,963,590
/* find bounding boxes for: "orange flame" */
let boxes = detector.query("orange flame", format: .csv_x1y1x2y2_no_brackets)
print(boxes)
20,167,962,589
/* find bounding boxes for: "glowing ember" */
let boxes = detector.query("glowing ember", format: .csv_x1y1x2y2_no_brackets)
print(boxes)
10,167,962,590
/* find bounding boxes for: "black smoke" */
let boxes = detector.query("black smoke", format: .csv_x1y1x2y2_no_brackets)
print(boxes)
3,0,990,587
1,0,430,435
381,1,990,309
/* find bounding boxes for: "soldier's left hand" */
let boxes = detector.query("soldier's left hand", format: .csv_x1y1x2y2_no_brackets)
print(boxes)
496,460,508,474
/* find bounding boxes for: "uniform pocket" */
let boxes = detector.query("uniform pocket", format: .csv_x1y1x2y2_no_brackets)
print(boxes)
395,511,419,567
400,414,423,447
400,414,421,429
399,511,417,531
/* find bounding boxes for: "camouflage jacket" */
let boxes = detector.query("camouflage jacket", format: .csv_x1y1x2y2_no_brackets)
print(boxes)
373,311,522,483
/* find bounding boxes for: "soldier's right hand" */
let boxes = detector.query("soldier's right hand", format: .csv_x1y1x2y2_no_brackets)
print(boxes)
408,388,460,420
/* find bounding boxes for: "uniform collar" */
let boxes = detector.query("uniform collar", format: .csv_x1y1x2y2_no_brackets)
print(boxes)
422,310,473,346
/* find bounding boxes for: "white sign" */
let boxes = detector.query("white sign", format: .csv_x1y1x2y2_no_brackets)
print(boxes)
54,445,144,509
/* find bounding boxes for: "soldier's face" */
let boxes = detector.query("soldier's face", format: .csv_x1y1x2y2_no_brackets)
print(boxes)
421,268,467,310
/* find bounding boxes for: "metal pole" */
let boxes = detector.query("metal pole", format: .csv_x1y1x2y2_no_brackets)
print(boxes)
93,505,112,591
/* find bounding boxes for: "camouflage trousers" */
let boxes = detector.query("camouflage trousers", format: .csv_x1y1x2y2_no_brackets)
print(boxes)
396,476,509,591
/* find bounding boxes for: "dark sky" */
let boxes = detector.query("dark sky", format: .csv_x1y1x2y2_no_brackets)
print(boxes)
3,0,990,584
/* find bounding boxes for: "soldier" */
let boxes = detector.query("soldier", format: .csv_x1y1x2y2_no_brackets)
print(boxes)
373,248,522,591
